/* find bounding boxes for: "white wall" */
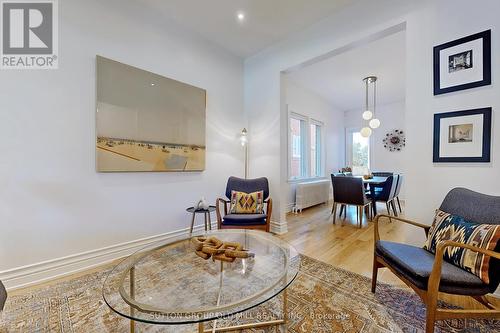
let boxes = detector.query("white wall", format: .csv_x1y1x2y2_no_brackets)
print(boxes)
245,0,500,238
245,0,425,232
344,100,407,197
284,78,345,210
0,0,244,285
404,0,500,244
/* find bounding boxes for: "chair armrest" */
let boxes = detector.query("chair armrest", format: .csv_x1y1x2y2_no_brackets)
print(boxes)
264,198,273,232
265,198,273,215
428,240,500,294
373,214,431,242
216,198,229,227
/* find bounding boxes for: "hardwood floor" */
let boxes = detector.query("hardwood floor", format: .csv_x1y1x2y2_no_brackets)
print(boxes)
280,201,499,310
9,201,498,314
281,201,407,286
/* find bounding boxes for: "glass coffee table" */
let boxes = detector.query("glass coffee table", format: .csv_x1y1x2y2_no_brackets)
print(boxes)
103,229,300,332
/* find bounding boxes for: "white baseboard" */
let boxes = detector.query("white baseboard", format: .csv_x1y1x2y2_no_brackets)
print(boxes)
270,219,288,235
0,223,216,291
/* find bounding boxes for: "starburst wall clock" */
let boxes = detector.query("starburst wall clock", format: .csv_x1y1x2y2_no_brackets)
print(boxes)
383,130,406,152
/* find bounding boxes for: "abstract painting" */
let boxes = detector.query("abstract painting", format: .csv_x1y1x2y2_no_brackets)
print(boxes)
96,56,206,172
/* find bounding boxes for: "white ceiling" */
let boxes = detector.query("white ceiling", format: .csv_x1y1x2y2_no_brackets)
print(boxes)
136,0,356,57
286,30,406,111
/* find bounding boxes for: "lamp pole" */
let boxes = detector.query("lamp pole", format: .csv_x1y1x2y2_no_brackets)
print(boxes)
240,128,248,179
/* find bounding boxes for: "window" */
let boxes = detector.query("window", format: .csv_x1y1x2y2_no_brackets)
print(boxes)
289,112,324,180
290,116,306,178
310,123,322,177
346,128,370,175
352,131,369,168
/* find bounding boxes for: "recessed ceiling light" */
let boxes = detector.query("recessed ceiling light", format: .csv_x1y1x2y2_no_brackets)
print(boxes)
237,12,245,22
150,83,155,86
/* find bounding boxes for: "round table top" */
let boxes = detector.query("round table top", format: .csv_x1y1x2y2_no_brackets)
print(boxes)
103,229,300,325
186,205,216,213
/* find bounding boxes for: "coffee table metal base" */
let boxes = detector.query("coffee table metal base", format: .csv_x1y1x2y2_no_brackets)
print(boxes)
128,262,288,333
197,289,287,333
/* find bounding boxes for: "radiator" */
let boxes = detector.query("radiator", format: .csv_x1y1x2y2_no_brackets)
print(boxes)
293,179,330,213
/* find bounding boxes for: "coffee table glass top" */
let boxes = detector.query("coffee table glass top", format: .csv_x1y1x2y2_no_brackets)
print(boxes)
103,229,300,324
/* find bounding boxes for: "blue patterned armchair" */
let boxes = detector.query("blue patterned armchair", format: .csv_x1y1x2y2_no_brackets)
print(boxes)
216,177,272,232
372,188,500,333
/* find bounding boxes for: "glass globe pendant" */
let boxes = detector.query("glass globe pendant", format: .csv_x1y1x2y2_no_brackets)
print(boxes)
362,110,373,120
360,127,372,137
369,118,380,129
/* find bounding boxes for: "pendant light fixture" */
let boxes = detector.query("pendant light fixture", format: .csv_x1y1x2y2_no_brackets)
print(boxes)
361,76,380,137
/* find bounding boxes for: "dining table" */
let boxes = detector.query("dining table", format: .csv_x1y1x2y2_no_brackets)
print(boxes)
359,176,388,216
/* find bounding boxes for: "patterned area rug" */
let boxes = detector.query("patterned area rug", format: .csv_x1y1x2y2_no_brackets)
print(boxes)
0,255,498,332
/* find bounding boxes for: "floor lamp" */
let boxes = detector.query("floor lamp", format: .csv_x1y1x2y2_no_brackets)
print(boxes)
240,128,248,179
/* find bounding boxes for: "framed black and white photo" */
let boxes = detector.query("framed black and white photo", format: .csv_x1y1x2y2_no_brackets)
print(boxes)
433,30,491,95
433,108,492,163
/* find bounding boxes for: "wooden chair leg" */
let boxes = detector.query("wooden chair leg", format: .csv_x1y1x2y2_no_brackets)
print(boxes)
332,203,337,224
397,197,402,212
361,206,366,225
425,293,438,333
371,257,379,293
358,206,362,228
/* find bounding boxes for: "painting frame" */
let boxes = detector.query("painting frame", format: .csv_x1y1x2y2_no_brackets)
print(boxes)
433,30,491,95
433,108,492,163
95,55,207,173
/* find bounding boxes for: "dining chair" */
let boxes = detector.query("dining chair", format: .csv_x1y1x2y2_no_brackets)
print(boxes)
331,176,372,228
331,173,346,217
369,175,399,216
394,174,404,213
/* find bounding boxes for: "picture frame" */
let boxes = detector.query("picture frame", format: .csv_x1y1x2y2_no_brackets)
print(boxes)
433,30,491,95
95,56,207,172
433,107,492,163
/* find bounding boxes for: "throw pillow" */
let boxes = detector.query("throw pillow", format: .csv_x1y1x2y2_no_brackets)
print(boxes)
423,209,500,284
229,190,264,214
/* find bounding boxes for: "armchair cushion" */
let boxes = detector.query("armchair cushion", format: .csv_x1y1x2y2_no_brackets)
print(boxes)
423,210,500,284
222,213,267,226
229,190,264,214
376,240,493,295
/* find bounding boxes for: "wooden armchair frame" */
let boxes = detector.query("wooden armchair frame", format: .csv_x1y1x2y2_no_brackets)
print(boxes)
215,197,272,232
372,214,500,333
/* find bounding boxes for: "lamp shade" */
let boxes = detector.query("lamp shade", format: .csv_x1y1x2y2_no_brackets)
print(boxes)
369,118,380,129
362,110,373,120
360,127,372,137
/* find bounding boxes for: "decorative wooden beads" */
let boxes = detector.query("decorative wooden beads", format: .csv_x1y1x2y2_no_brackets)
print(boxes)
191,236,255,262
